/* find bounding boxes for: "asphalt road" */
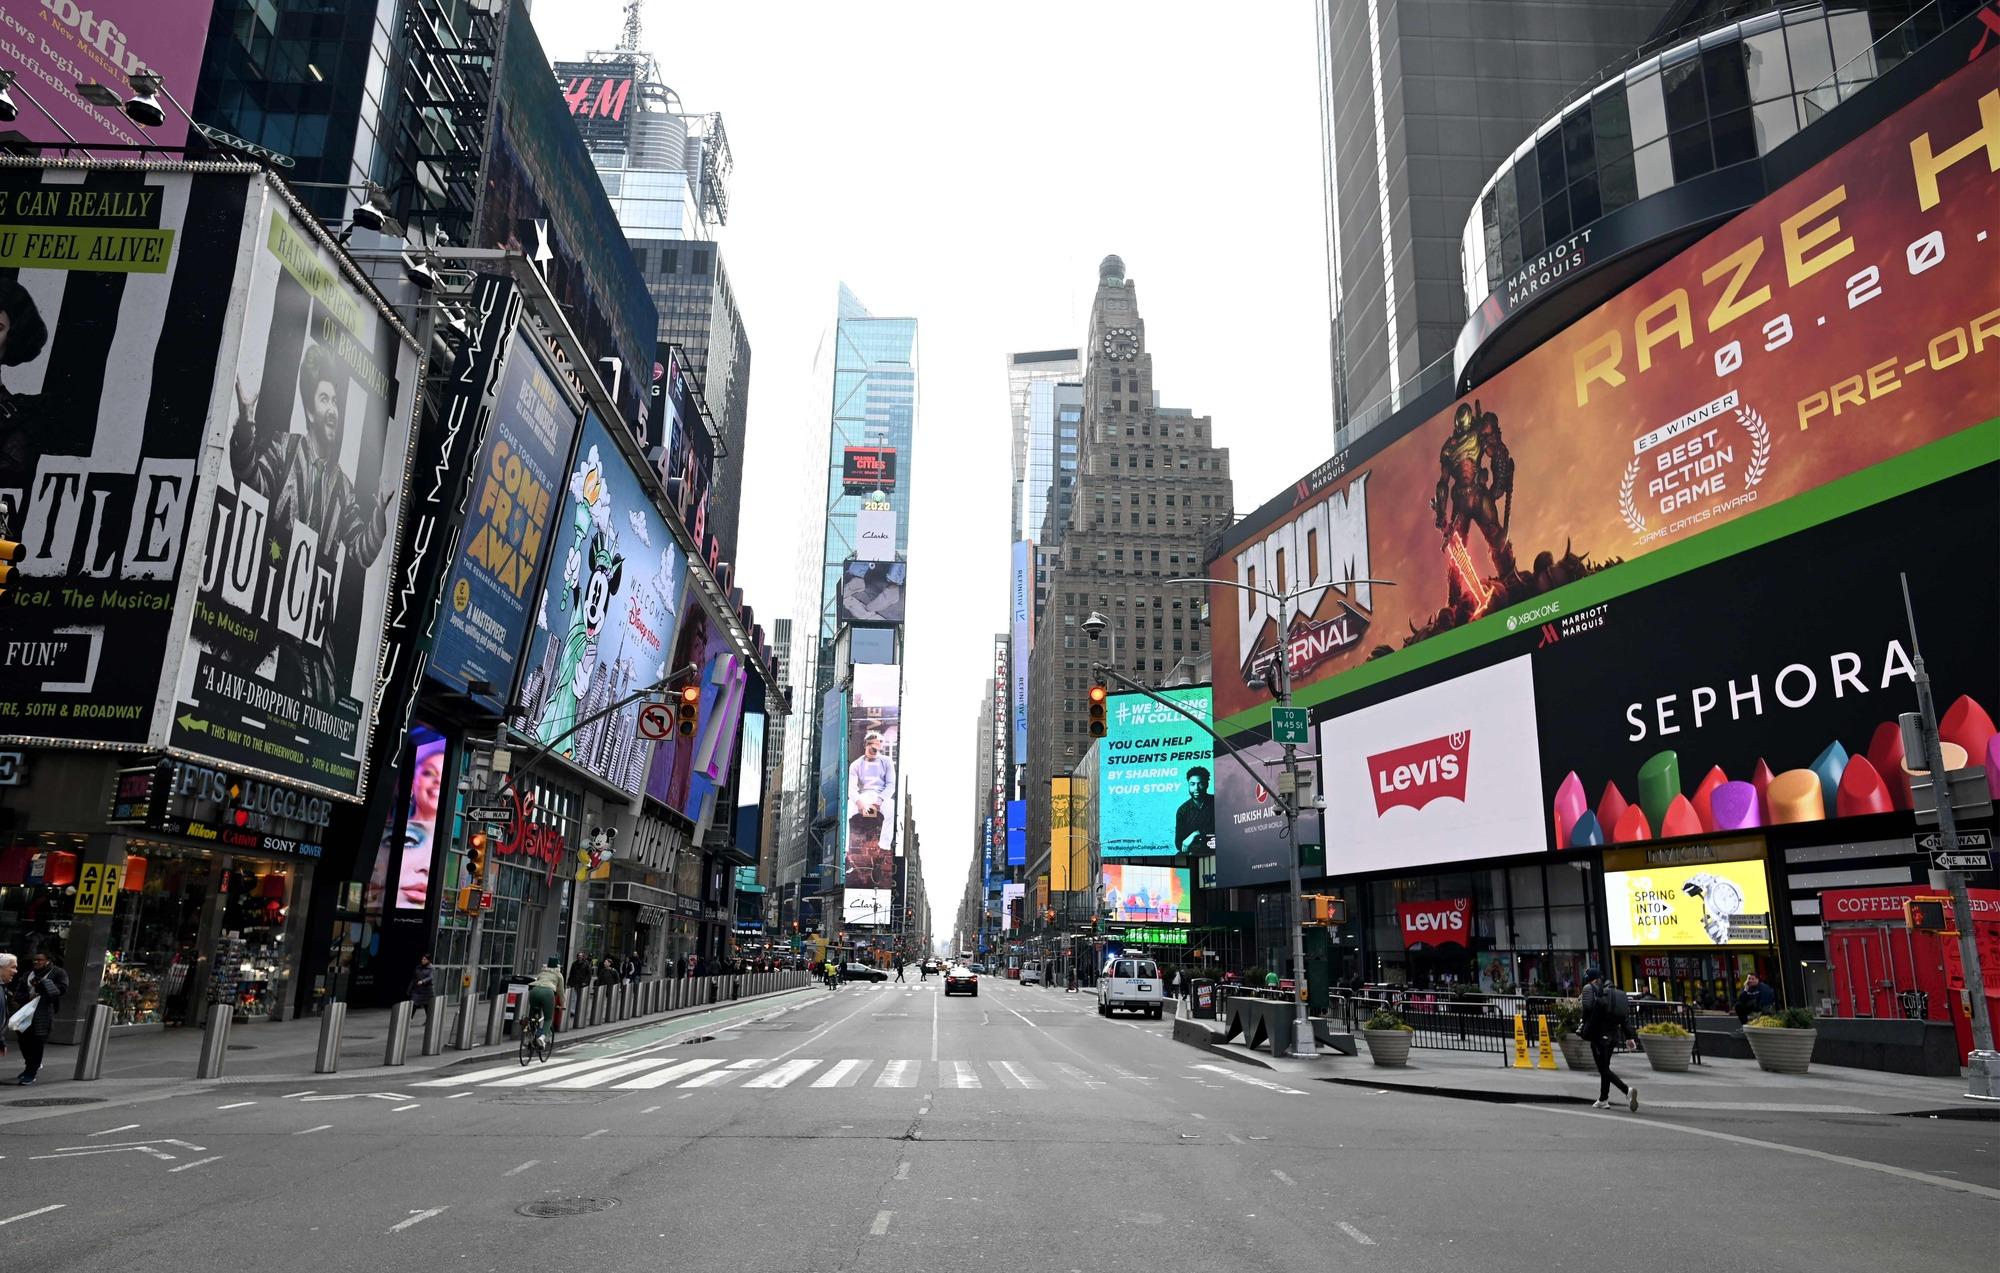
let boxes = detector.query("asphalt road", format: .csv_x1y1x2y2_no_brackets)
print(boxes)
3,976,1993,1271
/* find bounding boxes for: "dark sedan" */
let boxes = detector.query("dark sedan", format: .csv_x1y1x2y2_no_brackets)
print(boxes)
842,962,888,982
944,966,978,997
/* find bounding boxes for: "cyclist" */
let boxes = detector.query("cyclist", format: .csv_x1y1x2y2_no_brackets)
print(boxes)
528,956,565,1042
824,958,839,989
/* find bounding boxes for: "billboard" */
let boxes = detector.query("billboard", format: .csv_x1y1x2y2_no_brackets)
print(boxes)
1536,463,1996,848
1001,880,1024,932
478,9,655,438
836,558,905,625
734,705,766,860
1213,738,1324,890
854,507,897,561
511,412,690,798
1050,775,1073,891
1208,58,2000,730
0,167,244,746
1604,859,1774,947
843,887,891,928
555,63,636,149
170,187,420,798
1100,865,1191,925
841,446,896,492
392,724,448,911
654,345,713,549
1098,687,1213,858
0,2,205,150
1005,798,1026,868
1318,655,1546,874
429,330,579,712
842,663,900,890
1010,540,1030,756
646,616,748,824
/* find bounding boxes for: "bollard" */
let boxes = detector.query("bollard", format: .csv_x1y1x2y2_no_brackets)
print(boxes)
731,977,740,1001
615,984,629,1020
384,1001,413,1067
73,1003,113,1081
421,999,449,1056
196,1001,233,1079
314,1000,346,1074
569,987,583,1030
452,991,479,1051
708,978,718,1005
487,993,507,1046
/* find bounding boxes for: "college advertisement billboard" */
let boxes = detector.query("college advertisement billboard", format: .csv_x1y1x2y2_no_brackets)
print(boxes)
1098,687,1213,858
1318,655,1546,874
1536,463,1997,849
1101,864,1191,925
841,446,897,492
511,412,690,798
0,167,244,746
0,2,206,150
429,330,579,712
842,663,900,890
478,9,655,438
1604,858,1774,947
836,558,905,625
170,186,420,798
1208,56,2000,732
1010,540,1030,756
1213,739,1324,890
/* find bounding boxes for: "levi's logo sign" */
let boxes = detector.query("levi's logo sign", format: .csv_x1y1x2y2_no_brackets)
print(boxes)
1367,731,1470,815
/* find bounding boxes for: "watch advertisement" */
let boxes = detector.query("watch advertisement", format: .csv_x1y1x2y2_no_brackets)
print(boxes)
1604,859,1774,947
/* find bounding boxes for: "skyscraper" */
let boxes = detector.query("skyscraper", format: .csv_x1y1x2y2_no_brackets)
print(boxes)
1007,349,1083,628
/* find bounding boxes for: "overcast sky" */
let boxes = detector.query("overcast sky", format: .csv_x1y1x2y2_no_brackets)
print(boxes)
538,1,1330,927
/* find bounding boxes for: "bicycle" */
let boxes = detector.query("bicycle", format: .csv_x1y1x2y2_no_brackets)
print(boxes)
518,1008,555,1065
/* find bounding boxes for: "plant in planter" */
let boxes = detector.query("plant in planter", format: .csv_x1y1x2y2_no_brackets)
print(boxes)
1743,1007,1817,1074
1361,1009,1416,1067
1547,999,1591,1069
1636,1020,1695,1072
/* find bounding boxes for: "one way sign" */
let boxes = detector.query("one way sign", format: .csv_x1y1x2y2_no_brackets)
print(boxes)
1913,828,1992,872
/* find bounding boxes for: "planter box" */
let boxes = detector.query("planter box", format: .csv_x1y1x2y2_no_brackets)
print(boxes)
1743,1025,1817,1074
1558,1034,1591,1070
1362,1028,1413,1067
1639,1033,1695,1073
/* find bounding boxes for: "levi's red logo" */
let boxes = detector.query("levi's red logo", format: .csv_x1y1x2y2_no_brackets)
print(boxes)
1367,731,1470,815
1397,899,1471,948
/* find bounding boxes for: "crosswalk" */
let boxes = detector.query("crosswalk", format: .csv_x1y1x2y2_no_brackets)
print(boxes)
412,1054,1241,1095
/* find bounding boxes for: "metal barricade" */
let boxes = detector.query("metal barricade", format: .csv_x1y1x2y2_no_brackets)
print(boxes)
73,1003,113,1081
314,1000,346,1073
384,1001,412,1067
196,1001,232,1078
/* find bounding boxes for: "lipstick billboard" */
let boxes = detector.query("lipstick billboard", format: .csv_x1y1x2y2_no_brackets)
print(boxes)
1208,55,2000,732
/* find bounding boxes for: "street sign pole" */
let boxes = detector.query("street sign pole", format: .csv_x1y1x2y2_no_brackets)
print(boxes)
1275,591,1317,1060
1902,574,1994,1100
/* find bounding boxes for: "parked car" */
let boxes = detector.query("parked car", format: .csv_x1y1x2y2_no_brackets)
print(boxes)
1097,957,1165,1018
842,962,888,982
1020,961,1045,986
944,966,979,997
968,962,986,974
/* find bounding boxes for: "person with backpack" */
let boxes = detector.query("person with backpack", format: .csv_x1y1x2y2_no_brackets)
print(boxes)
1580,968,1638,1112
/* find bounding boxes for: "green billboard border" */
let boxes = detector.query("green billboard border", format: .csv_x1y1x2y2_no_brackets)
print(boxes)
1215,418,2000,738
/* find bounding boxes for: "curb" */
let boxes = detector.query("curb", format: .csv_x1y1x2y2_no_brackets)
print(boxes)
1318,1074,1594,1105
1171,1015,1277,1070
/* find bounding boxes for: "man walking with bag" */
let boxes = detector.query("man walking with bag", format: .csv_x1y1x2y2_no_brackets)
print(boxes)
13,950,68,1085
1580,968,1638,1112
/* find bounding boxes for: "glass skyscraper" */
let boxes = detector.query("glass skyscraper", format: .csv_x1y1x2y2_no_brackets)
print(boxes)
1007,349,1081,629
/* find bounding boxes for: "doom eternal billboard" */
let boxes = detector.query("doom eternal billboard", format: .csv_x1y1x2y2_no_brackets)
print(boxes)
1208,58,2000,733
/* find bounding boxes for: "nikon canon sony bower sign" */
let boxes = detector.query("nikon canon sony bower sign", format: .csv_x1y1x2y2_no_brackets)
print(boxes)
1208,58,2000,730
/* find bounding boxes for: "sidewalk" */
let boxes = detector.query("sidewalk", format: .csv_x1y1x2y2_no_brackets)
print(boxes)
1175,1017,1992,1117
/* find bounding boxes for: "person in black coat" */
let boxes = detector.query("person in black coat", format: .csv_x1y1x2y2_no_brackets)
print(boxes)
595,958,618,988
1734,974,1776,1023
1579,968,1638,1113
15,950,68,1085
567,954,593,992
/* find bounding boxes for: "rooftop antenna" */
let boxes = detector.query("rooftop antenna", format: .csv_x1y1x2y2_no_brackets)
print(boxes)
620,0,643,52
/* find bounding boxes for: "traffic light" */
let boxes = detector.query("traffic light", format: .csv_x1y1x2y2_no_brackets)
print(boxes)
677,682,701,736
1904,897,1949,932
1087,682,1108,737
0,538,21,603
1301,894,1348,926
466,829,489,886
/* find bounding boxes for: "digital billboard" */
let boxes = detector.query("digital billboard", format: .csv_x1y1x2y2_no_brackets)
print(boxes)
0,168,244,747
841,446,897,492
836,558,905,625
1005,798,1026,868
1098,687,1213,858
733,703,767,862
654,345,713,548
646,616,748,825
1101,865,1191,925
1604,859,1774,947
1001,880,1024,932
430,330,579,712
171,186,420,798
843,887,891,928
1050,776,1073,891
843,663,900,890
1208,57,2000,732
478,9,656,438
0,2,206,150
1213,739,1324,890
393,725,448,911
511,413,691,798
1010,540,1030,756
854,507,897,561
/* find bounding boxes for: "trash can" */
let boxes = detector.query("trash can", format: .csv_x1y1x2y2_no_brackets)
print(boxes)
1191,981,1218,1020
503,976,533,1037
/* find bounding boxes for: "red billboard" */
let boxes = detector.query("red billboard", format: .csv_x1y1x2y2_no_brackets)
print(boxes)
1209,55,2000,729
842,446,897,492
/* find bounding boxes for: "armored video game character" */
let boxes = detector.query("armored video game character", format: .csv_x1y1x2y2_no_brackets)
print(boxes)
1432,399,1516,608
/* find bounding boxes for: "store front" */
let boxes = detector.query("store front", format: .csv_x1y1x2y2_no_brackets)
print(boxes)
434,771,578,999
1601,838,1779,1010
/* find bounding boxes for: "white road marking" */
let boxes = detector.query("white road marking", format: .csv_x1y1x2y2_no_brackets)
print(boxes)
946,1061,981,1088
812,1059,868,1088
1529,1106,2000,1202
640,1105,662,1114
681,1058,770,1087
503,1160,539,1177
0,1205,64,1227
1226,1133,1245,1145
215,1103,256,1111
1190,1064,1304,1095
447,1092,472,1099
613,1058,723,1089
894,1161,911,1180
548,1057,678,1089
1271,1169,1296,1186
1054,1063,1103,1089
1188,1112,1207,1120
389,1208,447,1233
281,1091,314,1099
931,979,940,1061
998,1002,1043,1031
1338,1221,1376,1246
392,1104,420,1112
582,1128,609,1139
295,1125,333,1136
169,1157,222,1173
876,1059,918,1088
473,1057,634,1088
89,1124,140,1137
991,1060,1045,1090
743,1059,820,1089
869,1210,893,1236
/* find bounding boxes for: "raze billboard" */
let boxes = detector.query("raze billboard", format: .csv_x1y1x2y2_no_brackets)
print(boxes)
1209,58,2000,731
429,330,580,713
511,412,690,798
171,183,421,799
1537,463,1997,849
0,2,206,150
0,166,244,746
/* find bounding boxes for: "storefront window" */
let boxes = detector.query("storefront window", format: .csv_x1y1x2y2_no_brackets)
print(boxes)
100,846,212,1026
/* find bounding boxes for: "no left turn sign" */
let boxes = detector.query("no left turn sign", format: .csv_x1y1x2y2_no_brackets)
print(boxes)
637,701,673,741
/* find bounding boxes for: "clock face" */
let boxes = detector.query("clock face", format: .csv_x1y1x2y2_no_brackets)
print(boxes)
1101,327,1138,361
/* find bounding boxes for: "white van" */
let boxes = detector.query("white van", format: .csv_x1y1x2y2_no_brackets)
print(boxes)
1097,957,1166,1018
1019,961,1045,986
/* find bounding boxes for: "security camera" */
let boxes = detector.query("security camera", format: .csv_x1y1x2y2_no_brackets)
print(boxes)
1082,611,1109,641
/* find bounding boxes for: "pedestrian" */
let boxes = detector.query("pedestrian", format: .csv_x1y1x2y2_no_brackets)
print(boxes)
14,948,68,1085
568,953,592,991
0,953,18,1059
894,961,906,983
1734,973,1775,1023
1066,965,1079,994
596,957,617,988
1171,968,1183,1001
1580,968,1638,1112
408,953,435,1024
621,954,639,985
